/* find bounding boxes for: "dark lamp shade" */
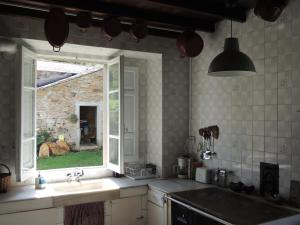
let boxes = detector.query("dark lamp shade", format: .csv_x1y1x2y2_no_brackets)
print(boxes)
208,38,256,77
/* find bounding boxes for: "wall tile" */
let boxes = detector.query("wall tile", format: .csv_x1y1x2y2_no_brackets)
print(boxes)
278,121,292,138
253,90,265,105
265,72,278,89
253,136,264,151
265,121,278,137
265,105,278,121
278,137,292,155
265,152,278,164
278,104,292,121
278,88,292,104
265,137,277,153
265,89,278,105
253,106,265,121
253,121,265,136
292,122,300,138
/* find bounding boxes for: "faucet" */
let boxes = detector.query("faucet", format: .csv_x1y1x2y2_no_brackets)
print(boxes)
66,168,84,183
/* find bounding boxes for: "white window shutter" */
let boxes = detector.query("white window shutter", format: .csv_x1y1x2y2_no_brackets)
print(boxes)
16,46,37,182
106,55,125,174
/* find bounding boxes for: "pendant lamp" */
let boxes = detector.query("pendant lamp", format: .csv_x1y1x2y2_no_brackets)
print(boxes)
208,19,256,77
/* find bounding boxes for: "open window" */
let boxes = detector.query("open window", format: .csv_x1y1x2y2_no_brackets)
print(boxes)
106,57,140,174
14,41,141,181
16,46,37,182
106,56,125,174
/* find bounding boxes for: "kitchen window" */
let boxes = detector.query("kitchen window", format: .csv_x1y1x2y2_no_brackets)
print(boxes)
15,44,139,182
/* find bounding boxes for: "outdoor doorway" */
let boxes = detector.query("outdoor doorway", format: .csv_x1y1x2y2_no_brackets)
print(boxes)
76,102,102,150
80,106,97,145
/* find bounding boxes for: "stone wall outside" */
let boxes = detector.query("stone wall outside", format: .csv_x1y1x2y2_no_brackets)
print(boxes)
36,69,103,147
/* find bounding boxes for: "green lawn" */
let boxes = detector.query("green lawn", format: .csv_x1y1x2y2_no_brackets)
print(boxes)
37,149,103,170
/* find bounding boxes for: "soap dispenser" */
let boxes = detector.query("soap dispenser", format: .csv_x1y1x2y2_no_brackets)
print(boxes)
35,172,47,189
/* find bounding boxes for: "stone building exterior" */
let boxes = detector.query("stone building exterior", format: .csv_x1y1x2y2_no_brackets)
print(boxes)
36,69,103,148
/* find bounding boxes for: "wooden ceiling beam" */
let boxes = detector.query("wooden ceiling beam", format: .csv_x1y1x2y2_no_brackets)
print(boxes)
0,4,182,39
146,0,248,22
0,0,216,32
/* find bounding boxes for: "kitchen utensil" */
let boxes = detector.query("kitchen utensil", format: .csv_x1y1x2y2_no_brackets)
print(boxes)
214,169,231,187
176,31,204,58
44,8,69,52
0,163,11,193
76,11,92,32
195,167,211,183
254,0,287,22
176,156,190,179
103,17,122,40
130,20,148,41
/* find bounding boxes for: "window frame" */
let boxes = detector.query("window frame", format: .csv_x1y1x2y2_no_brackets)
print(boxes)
16,52,113,182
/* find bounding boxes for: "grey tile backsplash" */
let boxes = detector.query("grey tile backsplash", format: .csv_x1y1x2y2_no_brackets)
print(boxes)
190,0,300,198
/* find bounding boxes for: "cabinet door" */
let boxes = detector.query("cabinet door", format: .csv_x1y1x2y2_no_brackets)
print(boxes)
0,208,56,225
148,201,164,225
111,197,143,225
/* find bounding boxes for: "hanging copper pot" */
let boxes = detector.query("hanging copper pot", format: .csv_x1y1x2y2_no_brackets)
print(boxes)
254,0,287,22
44,8,69,52
103,17,122,41
130,20,148,41
76,11,92,32
176,31,204,58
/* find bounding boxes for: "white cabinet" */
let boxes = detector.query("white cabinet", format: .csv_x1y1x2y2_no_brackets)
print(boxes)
0,208,56,225
109,196,146,225
147,190,167,225
148,201,164,225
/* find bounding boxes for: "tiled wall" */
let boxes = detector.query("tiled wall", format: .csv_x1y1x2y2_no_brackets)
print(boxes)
0,14,188,179
191,0,300,198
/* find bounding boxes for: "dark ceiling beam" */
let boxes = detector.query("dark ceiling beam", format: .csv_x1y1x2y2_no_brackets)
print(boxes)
0,0,216,32
146,0,248,22
0,4,182,39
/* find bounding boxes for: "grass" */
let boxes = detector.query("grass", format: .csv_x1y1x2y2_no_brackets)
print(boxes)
37,148,103,170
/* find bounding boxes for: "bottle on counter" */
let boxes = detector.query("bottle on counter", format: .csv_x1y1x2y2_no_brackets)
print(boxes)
35,172,47,189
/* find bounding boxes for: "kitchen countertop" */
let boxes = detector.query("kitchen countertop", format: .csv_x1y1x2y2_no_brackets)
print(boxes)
0,177,209,204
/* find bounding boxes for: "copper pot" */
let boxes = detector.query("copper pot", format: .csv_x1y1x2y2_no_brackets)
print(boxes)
103,17,122,40
130,20,148,41
254,0,287,22
44,8,69,52
76,11,92,32
176,31,204,58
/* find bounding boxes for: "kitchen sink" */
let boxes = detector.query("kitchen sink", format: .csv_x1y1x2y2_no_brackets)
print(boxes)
51,179,119,195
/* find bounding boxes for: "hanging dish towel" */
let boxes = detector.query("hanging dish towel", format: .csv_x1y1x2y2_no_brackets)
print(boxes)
64,202,104,225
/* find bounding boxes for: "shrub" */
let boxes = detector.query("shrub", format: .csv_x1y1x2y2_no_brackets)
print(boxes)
37,129,53,149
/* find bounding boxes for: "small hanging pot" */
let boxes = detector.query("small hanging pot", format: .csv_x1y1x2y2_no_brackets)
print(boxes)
254,0,287,22
176,30,204,58
130,20,148,41
44,8,69,52
76,11,92,32
103,17,122,41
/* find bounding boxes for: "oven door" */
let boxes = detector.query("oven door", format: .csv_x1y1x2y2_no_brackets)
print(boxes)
171,202,224,225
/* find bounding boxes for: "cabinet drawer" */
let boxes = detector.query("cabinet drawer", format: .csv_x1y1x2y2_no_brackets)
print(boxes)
0,208,56,225
148,190,165,207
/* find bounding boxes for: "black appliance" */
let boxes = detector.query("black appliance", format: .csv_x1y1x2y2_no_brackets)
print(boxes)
172,201,223,225
260,162,279,196
169,188,298,225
